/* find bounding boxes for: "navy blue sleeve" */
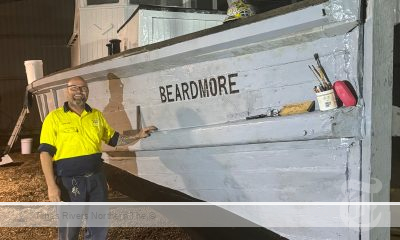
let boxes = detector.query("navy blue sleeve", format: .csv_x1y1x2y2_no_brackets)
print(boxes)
108,131,120,147
38,143,57,157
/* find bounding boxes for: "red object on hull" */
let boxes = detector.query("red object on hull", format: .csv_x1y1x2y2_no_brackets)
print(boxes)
333,80,357,107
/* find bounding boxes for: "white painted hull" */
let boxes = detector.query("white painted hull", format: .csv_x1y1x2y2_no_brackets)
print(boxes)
29,1,366,239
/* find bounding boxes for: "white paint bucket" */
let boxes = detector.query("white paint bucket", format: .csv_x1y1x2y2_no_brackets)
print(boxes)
316,89,337,111
24,60,43,84
21,138,33,154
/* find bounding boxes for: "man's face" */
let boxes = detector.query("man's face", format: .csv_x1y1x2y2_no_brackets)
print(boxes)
66,77,89,107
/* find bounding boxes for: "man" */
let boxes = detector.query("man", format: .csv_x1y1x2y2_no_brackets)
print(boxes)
38,76,156,240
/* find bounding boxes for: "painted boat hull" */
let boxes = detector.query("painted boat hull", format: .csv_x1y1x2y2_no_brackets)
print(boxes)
29,1,365,239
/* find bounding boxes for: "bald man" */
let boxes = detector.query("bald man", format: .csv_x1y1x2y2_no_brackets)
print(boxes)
38,76,156,240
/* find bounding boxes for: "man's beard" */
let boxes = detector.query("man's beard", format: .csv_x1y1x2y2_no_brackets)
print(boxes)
70,95,86,107
73,98,85,106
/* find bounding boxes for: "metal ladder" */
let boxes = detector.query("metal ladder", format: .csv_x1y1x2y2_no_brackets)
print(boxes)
2,106,30,156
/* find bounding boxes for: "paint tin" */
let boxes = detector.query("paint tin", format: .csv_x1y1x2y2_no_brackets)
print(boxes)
21,138,33,154
316,89,337,111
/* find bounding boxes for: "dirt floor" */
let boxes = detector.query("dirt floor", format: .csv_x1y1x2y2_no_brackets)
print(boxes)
0,153,191,240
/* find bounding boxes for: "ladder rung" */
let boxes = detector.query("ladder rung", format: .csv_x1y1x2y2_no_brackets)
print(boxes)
2,106,29,155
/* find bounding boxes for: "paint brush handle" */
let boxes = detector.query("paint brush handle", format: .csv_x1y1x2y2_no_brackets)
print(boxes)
308,65,323,86
311,65,327,89
313,53,332,88
317,67,330,89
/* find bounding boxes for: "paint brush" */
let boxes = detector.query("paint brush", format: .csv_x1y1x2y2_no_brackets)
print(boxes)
308,65,325,89
314,53,322,68
311,65,328,90
313,53,332,88
316,66,330,90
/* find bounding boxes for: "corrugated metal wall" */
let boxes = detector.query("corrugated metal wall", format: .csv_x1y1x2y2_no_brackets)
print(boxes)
0,0,74,149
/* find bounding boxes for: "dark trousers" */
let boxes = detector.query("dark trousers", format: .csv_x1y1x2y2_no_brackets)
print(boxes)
56,170,108,240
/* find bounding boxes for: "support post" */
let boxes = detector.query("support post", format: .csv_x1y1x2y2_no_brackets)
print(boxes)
362,0,397,239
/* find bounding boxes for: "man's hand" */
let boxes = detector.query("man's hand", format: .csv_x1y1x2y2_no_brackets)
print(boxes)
137,126,158,139
117,126,158,146
47,184,61,202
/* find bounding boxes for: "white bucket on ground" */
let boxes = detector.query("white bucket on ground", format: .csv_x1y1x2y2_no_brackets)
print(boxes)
21,138,33,154
316,89,337,111
24,60,43,84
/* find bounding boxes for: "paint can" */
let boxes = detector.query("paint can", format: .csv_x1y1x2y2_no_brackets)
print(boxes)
21,138,33,154
316,89,337,111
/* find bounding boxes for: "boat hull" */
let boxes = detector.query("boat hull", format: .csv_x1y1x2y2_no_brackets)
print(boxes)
29,0,365,239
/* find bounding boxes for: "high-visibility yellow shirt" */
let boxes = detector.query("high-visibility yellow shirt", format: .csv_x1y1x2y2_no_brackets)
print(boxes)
38,102,119,176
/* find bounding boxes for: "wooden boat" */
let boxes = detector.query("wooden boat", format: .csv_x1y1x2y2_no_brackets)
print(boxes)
27,0,400,239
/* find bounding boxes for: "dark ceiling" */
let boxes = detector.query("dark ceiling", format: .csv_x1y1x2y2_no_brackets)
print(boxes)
0,0,75,79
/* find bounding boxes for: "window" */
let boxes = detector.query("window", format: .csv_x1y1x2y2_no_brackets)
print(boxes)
129,0,227,11
129,0,185,7
248,0,304,13
196,0,228,11
128,0,305,12
87,0,119,5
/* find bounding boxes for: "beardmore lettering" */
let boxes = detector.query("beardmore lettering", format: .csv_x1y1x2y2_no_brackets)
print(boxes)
159,73,239,103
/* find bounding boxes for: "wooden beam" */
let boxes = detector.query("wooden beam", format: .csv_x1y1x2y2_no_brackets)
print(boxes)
0,33,68,39
0,0,24,5
393,106,400,137
362,0,397,239
131,107,362,151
